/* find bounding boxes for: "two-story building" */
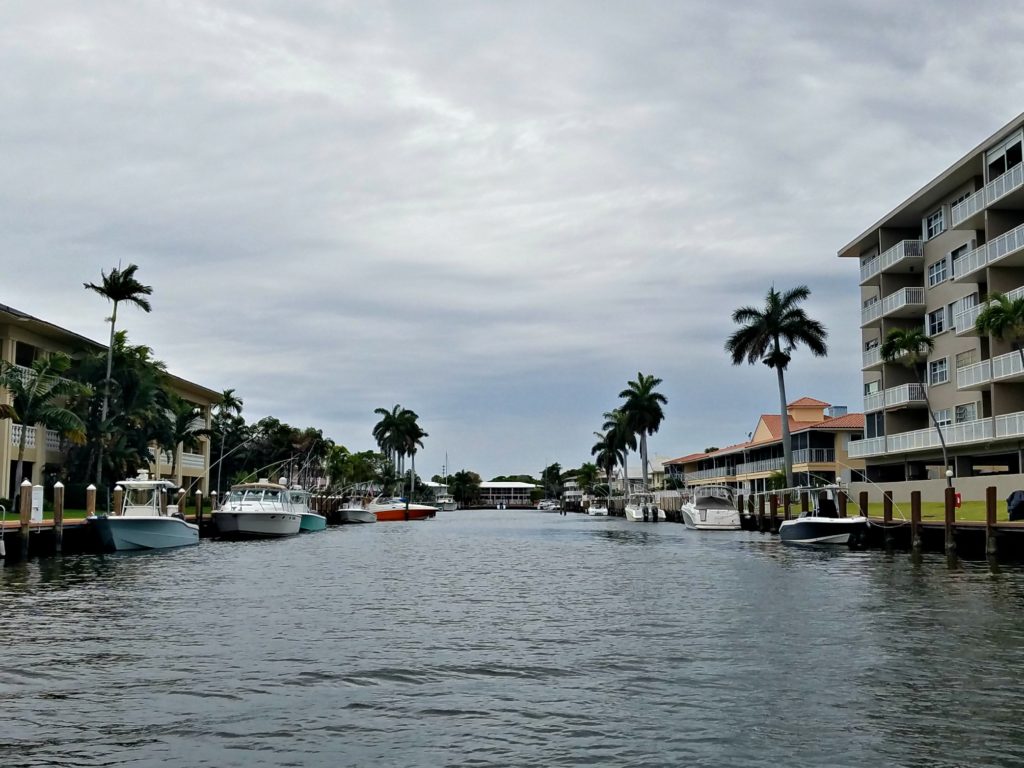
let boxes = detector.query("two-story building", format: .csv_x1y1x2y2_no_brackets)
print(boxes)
840,112,1024,486
664,398,865,494
0,302,218,497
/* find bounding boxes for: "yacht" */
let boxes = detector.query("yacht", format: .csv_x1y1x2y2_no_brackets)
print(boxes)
293,488,326,532
435,491,458,512
366,496,437,522
586,496,610,516
681,486,741,530
778,486,868,545
213,479,303,538
624,492,665,522
88,472,199,551
337,496,377,524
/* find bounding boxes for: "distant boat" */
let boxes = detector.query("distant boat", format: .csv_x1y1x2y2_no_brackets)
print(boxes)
88,472,199,552
295,489,326,532
213,479,303,538
337,497,377,524
536,499,560,511
435,492,458,512
587,501,609,516
624,491,665,522
366,496,437,522
681,486,741,531
778,486,867,545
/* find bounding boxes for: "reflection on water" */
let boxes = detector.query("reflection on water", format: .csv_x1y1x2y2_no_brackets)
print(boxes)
4,510,1024,767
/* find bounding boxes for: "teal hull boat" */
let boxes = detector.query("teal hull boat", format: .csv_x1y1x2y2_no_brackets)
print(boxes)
299,512,327,532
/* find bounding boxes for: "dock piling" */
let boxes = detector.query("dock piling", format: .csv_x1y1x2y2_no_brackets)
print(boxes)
19,479,31,558
944,486,956,556
113,485,124,518
86,485,96,518
757,494,766,532
769,494,779,533
54,481,65,554
858,491,869,519
195,490,204,532
800,491,809,516
838,493,847,518
883,491,894,548
910,491,922,551
986,486,998,558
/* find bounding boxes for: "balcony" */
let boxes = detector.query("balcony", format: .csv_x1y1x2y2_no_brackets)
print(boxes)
957,360,991,390
859,240,924,285
862,345,882,369
951,188,987,229
954,301,983,336
861,298,883,327
848,436,886,458
886,418,992,454
688,466,734,481
986,221,1024,268
864,391,885,412
951,241,987,284
10,424,62,451
182,452,205,470
736,457,784,475
951,163,1024,228
884,382,928,409
792,448,836,464
991,349,1024,382
996,410,1024,438
881,286,926,319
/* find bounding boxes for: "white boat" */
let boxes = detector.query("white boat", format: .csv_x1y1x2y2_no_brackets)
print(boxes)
294,489,326,532
777,486,868,545
587,500,609,516
536,499,561,511
88,472,199,551
624,491,665,522
213,479,303,538
338,498,377,524
681,486,741,530
435,492,458,512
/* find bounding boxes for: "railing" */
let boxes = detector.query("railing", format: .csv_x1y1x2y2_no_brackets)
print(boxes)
182,453,205,470
992,349,1024,380
996,410,1024,438
45,429,61,451
885,382,927,407
951,164,1024,228
954,302,982,334
881,286,925,316
10,424,35,449
861,299,883,326
948,418,993,445
986,222,1024,267
952,242,987,281
688,466,734,481
951,188,986,227
848,436,886,458
864,391,885,412
957,360,991,389
863,346,882,368
792,448,835,464
858,240,924,284
736,457,784,475
860,256,880,284
886,418,992,453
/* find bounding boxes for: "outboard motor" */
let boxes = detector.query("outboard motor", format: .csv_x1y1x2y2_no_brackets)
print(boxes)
1007,490,1024,521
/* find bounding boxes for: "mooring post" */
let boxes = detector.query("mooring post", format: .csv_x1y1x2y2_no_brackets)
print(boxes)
838,492,848,518
882,491,894,547
783,494,791,521
210,490,218,513
911,491,922,551
177,489,186,517
86,484,96,518
18,479,32,558
757,494,766,532
195,490,204,534
986,485,997,558
769,495,779,533
736,493,744,522
800,491,809,516
112,485,124,517
54,481,65,554
859,491,869,520
160,488,168,517
944,485,956,556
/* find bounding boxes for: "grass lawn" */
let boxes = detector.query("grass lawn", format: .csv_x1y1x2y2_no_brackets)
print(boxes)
864,499,1001,522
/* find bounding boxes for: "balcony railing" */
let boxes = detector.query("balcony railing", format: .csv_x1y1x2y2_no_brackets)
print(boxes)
859,240,924,284
737,457,784,475
957,360,991,390
992,349,1024,381
886,418,992,453
951,164,1024,228
954,302,983,335
996,410,1024,438
848,436,886,458
952,242,987,283
863,346,882,369
864,391,885,412
9,424,62,451
182,453,205,470
861,299,883,326
951,188,987,227
884,383,927,408
881,286,926,317
792,448,835,464
986,222,1024,268
688,466,734,481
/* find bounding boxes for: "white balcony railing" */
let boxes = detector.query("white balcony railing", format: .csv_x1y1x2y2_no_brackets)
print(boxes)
885,382,927,408
951,188,987,227
792,448,835,464
996,410,1024,438
182,453,205,470
860,257,880,284
8,425,61,451
951,164,1024,228
861,299,883,326
957,360,991,389
881,286,926,316
848,436,886,458
863,346,882,368
952,242,987,282
886,418,992,453
986,222,1024,267
737,457,784,475
864,391,885,412
954,302,983,335
992,349,1024,381
688,466,734,481
859,240,924,284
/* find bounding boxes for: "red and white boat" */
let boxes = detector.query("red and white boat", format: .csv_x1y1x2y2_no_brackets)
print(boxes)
366,496,438,522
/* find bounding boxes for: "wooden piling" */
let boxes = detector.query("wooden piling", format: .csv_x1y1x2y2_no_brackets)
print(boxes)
859,491,869,519
736,493,744,520
800,491,809,515
910,491,922,551
783,494,791,521
838,492,847,518
883,492,893,524
195,490,204,532
769,494,779,533
160,488,168,517
54,481,65,554
18,479,32,558
86,484,96,517
113,485,124,517
944,486,956,556
177,489,186,516
757,494,766,532
986,485,998,558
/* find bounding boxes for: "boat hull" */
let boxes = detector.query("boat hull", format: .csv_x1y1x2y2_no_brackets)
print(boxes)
624,506,666,522
778,516,868,545
299,512,327,532
371,507,436,522
681,506,741,531
89,515,199,551
587,506,609,516
213,511,302,538
339,507,377,524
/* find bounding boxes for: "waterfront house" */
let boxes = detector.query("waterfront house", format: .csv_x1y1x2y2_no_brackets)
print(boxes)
0,302,219,498
478,481,537,508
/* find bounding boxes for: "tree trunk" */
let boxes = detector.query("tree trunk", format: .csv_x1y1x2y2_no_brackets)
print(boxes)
640,433,649,489
95,302,119,489
775,358,793,490
622,451,629,496
918,367,950,477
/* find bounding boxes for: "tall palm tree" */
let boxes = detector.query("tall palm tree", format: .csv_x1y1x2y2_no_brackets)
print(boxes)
726,285,828,488
84,264,153,488
396,408,427,501
577,462,599,495
372,404,404,471
591,430,621,493
975,292,1024,370
0,353,89,499
619,372,667,490
880,327,949,477
602,409,637,495
214,388,244,496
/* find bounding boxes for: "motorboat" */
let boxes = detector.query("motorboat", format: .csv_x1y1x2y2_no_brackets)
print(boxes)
681,486,741,530
366,496,437,522
88,472,199,551
435,492,458,512
536,499,560,511
624,492,665,522
587,499,609,516
213,479,303,538
294,489,327,532
337,497,377,524
777,486,868,545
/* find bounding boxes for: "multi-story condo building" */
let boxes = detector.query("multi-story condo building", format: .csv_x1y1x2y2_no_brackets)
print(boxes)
0,302,219,498
840,112,1024,483
664,398,864,494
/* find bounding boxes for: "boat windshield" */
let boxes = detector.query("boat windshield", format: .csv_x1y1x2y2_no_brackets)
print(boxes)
229,488,282,503
123,487,158,511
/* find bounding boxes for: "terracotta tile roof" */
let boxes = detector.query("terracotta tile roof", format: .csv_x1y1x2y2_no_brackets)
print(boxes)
808,413,865,430
664,440,751,465
788,396,830,407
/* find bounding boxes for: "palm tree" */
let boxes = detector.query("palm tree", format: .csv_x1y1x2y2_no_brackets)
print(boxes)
619,372,667,490
577,462,599,495
84,264,153,488
591,430,621,493
602,409,637,495
726,285,828,488
0,353,89,499
166,396,213,482
975,292,1024,370
396,409,427,502
372,405,404,471
880,327,949,478
213,389,244,496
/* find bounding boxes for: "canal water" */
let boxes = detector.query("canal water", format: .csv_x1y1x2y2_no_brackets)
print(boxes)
4,509,1024,767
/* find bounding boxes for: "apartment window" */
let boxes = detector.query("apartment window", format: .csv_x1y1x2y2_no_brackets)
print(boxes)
987,132,1023,181
927,258,948,287
929,358,949,385
956,349,978,369
865,380,880,395
926,208,945,239
864,338,879,351
956,402,978,422
950,191,971,208
935,408,952,427
927,308,945,336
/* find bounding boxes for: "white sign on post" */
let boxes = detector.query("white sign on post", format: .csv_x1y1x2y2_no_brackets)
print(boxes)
31,485,44,523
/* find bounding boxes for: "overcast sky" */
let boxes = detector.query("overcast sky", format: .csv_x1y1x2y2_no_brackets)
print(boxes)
4,1,1024,480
